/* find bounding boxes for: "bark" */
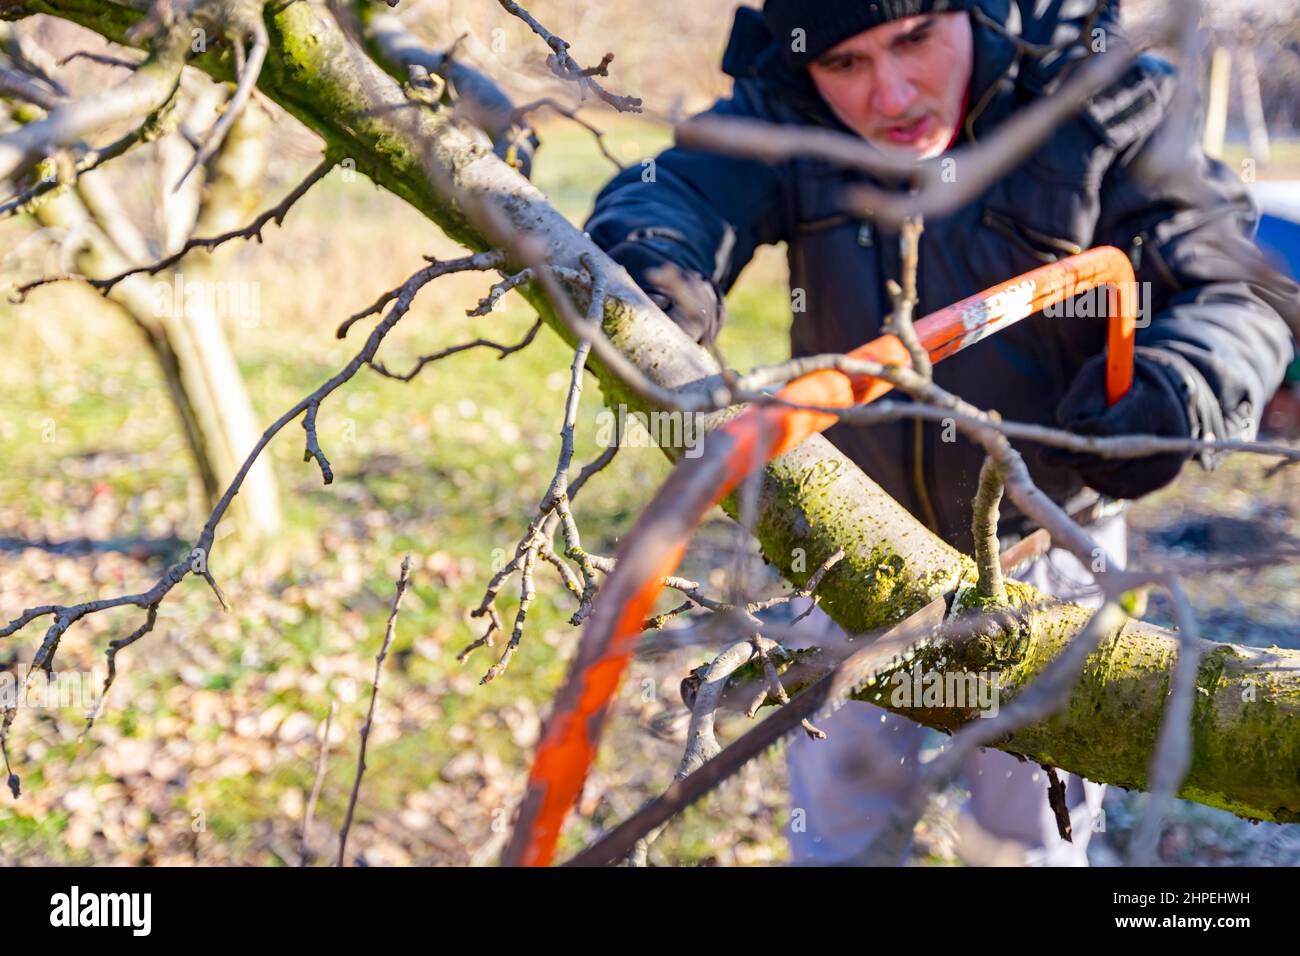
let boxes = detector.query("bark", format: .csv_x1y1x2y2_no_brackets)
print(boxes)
13,0,1300,824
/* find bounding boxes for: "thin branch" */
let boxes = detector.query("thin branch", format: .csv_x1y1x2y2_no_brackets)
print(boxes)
511,97,624,170
337,554,412,867
790,547,847,624
79,603,159,735
1,252,472,788
495,0,642,113
0,30,186,183
1044,765,1074,842
728,362,1300,470
0,66,64,111
172,18,269,192
57,49,141,70
368,318,542,382
301,402,333,484
300,699,336,866
468,267,533,316
471,266,607,679
14,157,334,294
886,216,931,379
336,249,506,339
972,457,1007,605
461,436,620,670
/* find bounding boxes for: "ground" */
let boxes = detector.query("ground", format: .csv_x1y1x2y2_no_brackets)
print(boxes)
0,114,1296,866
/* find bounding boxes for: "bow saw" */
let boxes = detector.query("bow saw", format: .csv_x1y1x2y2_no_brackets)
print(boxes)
504,246,1139,867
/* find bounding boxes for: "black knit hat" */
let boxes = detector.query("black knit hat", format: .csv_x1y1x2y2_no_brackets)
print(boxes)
763,0,980,70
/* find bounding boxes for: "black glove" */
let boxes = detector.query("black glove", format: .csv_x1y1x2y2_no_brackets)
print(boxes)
1039,349,1194,500
606,241,725,345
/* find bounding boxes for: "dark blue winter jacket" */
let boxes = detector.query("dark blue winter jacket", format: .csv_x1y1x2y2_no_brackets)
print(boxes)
586,1,1298,551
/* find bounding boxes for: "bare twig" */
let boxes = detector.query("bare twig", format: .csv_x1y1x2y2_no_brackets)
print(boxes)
972,457,1008,605
368,318,543,381
300,700,337,866
14,157,334,294
468,261,609,679
172,17,269,191
0,66,64,111
1,252,469,791
468,267,534,316
57,49,141,70
0,29,187,182
511,97,624,169
301,402,332,484
336,249,506,339
337,554,412,867
1044,765,1074,842
790,547,847,624
495,0,642,113
886,216,931,379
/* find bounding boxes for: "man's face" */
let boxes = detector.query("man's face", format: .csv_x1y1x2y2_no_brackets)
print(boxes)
807,13,974,160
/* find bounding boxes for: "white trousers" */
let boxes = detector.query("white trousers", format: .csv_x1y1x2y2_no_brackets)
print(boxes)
786,515,1126,866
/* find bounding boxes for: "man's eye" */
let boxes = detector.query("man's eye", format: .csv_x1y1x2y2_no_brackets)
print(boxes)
902,28,931,47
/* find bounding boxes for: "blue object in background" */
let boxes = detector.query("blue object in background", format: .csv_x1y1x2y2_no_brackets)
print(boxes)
1253,181,1300,383
1254,181,1300,280
1259,214,1300,280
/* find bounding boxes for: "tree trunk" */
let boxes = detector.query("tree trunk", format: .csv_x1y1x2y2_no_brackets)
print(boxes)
158,89,283,536
33,80,283,535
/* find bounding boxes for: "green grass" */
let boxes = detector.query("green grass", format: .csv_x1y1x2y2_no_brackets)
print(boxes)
0,114,795,865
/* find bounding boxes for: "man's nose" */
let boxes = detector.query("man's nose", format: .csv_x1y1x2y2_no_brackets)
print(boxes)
870,65,916,119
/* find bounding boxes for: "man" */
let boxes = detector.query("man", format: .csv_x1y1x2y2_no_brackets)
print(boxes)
585,0,1297,864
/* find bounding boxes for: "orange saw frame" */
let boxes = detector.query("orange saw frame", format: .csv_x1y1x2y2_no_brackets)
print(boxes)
503,245,1138,867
